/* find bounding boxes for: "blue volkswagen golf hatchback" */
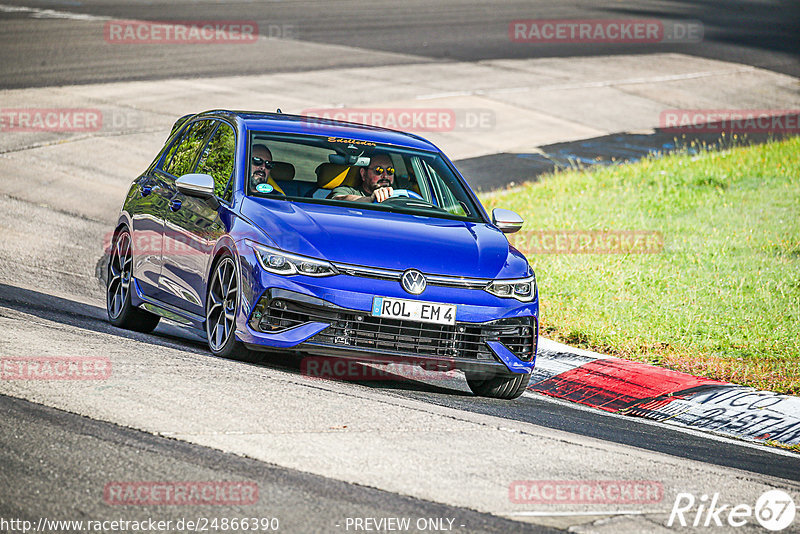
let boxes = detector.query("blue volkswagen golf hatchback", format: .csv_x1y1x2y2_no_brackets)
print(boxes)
107,110,538,399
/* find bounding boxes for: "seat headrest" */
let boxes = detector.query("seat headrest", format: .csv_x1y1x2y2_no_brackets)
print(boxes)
270,161,295,181
315,163,361,189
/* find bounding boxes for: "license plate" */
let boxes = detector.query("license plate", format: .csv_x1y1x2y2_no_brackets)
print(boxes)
372,296,456,325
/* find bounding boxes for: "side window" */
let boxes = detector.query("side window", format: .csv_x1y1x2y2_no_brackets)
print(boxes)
196,122,236,202
160,131,184,171
420,159,468,217
409,156,435,204
164,120,216,177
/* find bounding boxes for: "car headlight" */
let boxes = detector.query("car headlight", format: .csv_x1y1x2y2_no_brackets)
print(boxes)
249,242,339,277
485,274,536,302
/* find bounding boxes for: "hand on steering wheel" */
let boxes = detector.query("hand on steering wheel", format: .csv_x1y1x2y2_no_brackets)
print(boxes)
372,188,424,202
390,188,424,200
371,186,394,203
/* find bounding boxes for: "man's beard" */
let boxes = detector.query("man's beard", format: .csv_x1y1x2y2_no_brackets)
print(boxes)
253,170,266,181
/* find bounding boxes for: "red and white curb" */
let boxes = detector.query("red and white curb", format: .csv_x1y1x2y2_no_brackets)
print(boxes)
529,339,800,447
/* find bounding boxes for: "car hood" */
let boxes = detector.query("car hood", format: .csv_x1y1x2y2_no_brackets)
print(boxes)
239,198,530,279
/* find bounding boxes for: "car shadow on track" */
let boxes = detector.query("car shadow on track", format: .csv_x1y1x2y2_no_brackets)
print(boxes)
248,350,475,397
0,282,209,353
0,282,473,397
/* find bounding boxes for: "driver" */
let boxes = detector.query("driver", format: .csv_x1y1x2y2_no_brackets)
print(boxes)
330,153,394,203
250,144,274,188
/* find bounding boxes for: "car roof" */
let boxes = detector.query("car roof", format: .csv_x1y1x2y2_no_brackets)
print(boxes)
193,110,441,152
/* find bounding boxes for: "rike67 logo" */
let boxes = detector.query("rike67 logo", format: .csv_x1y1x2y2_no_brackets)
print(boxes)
668,490,796,531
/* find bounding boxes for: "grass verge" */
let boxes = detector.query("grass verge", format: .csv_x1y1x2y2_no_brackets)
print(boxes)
766,440,800,453
481,137,800,394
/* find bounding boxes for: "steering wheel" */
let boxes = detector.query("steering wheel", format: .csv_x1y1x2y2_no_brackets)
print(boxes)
376,188,424,202
377,189,447,213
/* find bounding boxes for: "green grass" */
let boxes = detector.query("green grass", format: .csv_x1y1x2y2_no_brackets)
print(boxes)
766,440,800,453
480,137,800,394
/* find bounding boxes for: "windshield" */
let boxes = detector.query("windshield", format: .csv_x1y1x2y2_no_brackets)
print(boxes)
246,132,483,222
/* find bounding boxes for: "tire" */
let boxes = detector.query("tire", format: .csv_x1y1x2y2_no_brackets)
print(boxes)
106,229,161,333
465,370,531,399
205,253,256,362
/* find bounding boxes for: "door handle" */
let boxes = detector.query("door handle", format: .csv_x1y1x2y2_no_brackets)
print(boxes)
169,198,182,211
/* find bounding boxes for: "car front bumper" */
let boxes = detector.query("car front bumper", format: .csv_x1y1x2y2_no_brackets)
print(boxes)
236,266,537,375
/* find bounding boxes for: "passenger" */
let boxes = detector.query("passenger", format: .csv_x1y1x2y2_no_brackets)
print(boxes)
330,153,395,203
250,144,274,189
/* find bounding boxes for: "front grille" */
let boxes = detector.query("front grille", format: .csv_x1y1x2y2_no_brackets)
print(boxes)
251,296,535,362
331,263,491,289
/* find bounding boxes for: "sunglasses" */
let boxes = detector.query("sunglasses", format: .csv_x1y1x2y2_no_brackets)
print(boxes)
370,166,395,175
251,156,274,169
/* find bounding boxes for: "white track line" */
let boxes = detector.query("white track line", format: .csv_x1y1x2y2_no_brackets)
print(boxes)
416,67,757,100
524,390,800,459
503,510,663,517
0,4,110,21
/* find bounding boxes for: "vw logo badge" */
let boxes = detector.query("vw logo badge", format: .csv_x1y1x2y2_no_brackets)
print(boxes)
401,269,426,295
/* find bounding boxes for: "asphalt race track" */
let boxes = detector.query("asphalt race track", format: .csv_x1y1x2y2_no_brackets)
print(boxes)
0,394,554,534
1,1,799,533
0,0,797,89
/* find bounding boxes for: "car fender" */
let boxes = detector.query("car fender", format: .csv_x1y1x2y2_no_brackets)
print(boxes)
106,211,134,254
207,234,239,278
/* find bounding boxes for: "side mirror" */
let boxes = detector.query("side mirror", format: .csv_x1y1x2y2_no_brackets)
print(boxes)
176,173,220,209
176,173,215,198
492,208,524,234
